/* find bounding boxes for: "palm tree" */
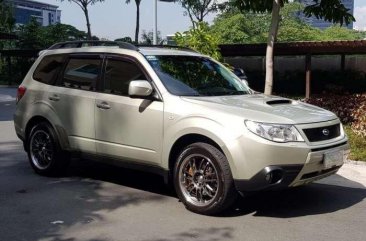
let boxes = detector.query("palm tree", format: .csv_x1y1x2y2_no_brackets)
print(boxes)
64,0,105,40
126,0,142,43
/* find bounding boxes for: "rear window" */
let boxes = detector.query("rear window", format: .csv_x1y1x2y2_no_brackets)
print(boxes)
33,55,66,85
60,57,101,91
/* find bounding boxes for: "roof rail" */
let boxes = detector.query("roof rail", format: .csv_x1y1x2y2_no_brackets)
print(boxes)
48,40,139,51
137,44,197,53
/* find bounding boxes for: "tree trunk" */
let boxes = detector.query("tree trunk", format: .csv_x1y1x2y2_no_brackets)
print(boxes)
264,0,281,95
84,7,92,40
135,2,140,44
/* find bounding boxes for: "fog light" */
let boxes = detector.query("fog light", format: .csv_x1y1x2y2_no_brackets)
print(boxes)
265,172,273,183
265,170,283,184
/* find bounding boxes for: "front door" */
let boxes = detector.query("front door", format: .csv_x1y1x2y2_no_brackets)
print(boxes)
95,55,164,165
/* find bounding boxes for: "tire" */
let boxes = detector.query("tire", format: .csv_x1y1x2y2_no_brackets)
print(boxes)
174,142,237,215
27,122,70,176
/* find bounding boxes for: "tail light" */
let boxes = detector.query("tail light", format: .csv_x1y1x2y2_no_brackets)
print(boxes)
16,86,27,104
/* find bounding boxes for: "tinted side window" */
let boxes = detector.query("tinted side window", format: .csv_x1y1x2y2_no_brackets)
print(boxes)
104,59,147,96
33,55,66,85
60,58,101,91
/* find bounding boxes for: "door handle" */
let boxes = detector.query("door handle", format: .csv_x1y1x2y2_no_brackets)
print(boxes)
96,102,111,110
48,95,60,101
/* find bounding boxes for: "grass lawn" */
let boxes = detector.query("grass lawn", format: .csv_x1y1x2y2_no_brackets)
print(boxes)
344,125,366,161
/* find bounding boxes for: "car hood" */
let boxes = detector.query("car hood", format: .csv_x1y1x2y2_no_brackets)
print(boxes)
181,94,337,124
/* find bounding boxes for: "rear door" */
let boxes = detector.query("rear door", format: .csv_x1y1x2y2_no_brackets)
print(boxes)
49,54,103,153
95,55,164,165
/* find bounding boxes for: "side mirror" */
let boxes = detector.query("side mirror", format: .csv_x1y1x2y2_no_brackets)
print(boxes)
128,80,153,98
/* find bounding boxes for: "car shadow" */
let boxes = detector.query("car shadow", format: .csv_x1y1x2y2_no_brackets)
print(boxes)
220,176,366,218
66,159,365,219
66,158,175,198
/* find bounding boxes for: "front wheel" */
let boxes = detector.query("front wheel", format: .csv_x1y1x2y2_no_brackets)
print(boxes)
174,142,237,215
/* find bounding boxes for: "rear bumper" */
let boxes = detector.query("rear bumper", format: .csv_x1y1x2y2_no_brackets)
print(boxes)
234,141,349,192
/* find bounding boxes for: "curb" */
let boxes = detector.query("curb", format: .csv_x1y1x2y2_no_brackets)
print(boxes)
344,159,366,166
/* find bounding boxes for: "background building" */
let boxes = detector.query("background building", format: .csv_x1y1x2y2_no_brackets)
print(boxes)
7,0,61,26
298,0,354,29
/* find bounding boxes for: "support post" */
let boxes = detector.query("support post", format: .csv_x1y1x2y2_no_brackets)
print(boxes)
7,56,12,86
341,54,346,71
153,0,158,45
305,54,312,99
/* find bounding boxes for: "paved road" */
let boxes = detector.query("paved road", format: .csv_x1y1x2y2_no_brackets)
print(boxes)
1,87,366,241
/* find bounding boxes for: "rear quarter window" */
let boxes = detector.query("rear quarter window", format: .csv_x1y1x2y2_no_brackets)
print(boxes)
33,55,66,85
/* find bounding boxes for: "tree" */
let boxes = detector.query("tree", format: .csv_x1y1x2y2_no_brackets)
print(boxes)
179,0,218,26
126,0,142,43
175,22,221,60
0,0,15,33
63,0,104,40
229,0,355,95
16,18,44,49
140,30,162,45
321,26,364,41
16,20,88,49
115,37,133,43
42,23,88,46
211,10,270,44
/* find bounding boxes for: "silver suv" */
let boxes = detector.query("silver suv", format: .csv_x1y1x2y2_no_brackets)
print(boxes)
14,41,350,215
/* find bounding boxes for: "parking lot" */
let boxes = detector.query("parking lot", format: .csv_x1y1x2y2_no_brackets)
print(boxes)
1,87,366,241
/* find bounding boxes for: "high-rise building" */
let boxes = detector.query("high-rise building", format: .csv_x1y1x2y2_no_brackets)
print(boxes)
7,0,61,26
297,0,354,29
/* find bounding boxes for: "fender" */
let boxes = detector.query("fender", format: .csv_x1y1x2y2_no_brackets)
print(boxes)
23,100,70,150
162,115,243,177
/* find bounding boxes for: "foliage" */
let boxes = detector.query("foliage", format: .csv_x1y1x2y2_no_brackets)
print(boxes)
229,0,355,25
211,2,363,44
210,11,269,44
305,94,366,160
174,22,221,60
115,37,133,43
304,94,366,139
42,23,87,46
140,30,162,45
303,0,355,26
179,0,218,25
344,125,366,161
226,0,356,95
321,26,366,41
16,18,44,49
16,19,87,49
0,0,15,33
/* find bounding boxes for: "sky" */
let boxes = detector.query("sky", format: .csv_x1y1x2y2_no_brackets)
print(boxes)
41,0,366,40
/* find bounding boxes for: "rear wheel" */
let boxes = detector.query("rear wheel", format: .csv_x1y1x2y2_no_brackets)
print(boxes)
174,142,237,215
27,122,70,176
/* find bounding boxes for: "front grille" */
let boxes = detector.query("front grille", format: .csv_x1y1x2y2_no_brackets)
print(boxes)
303,124,341,142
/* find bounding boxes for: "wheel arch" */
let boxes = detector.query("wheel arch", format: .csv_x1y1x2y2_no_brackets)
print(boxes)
167,133,234,183
24,116,69,151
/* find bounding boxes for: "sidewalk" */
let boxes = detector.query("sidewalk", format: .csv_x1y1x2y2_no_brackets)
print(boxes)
317,162,366,189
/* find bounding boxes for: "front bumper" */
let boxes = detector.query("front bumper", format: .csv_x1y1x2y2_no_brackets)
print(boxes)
233,141,350,192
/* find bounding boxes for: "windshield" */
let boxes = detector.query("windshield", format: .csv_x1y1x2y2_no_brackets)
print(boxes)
146,55,251,96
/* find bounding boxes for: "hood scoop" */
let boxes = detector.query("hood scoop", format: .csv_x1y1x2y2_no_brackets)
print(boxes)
266,99,293,106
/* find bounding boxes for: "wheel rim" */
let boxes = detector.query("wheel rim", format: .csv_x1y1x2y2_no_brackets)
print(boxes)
178,154,220,207
30,130,54,170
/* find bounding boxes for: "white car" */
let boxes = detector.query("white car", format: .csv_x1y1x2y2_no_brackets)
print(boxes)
14,41,350,215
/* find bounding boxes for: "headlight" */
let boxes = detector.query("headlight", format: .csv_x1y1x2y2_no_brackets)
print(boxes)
245,120,304,143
